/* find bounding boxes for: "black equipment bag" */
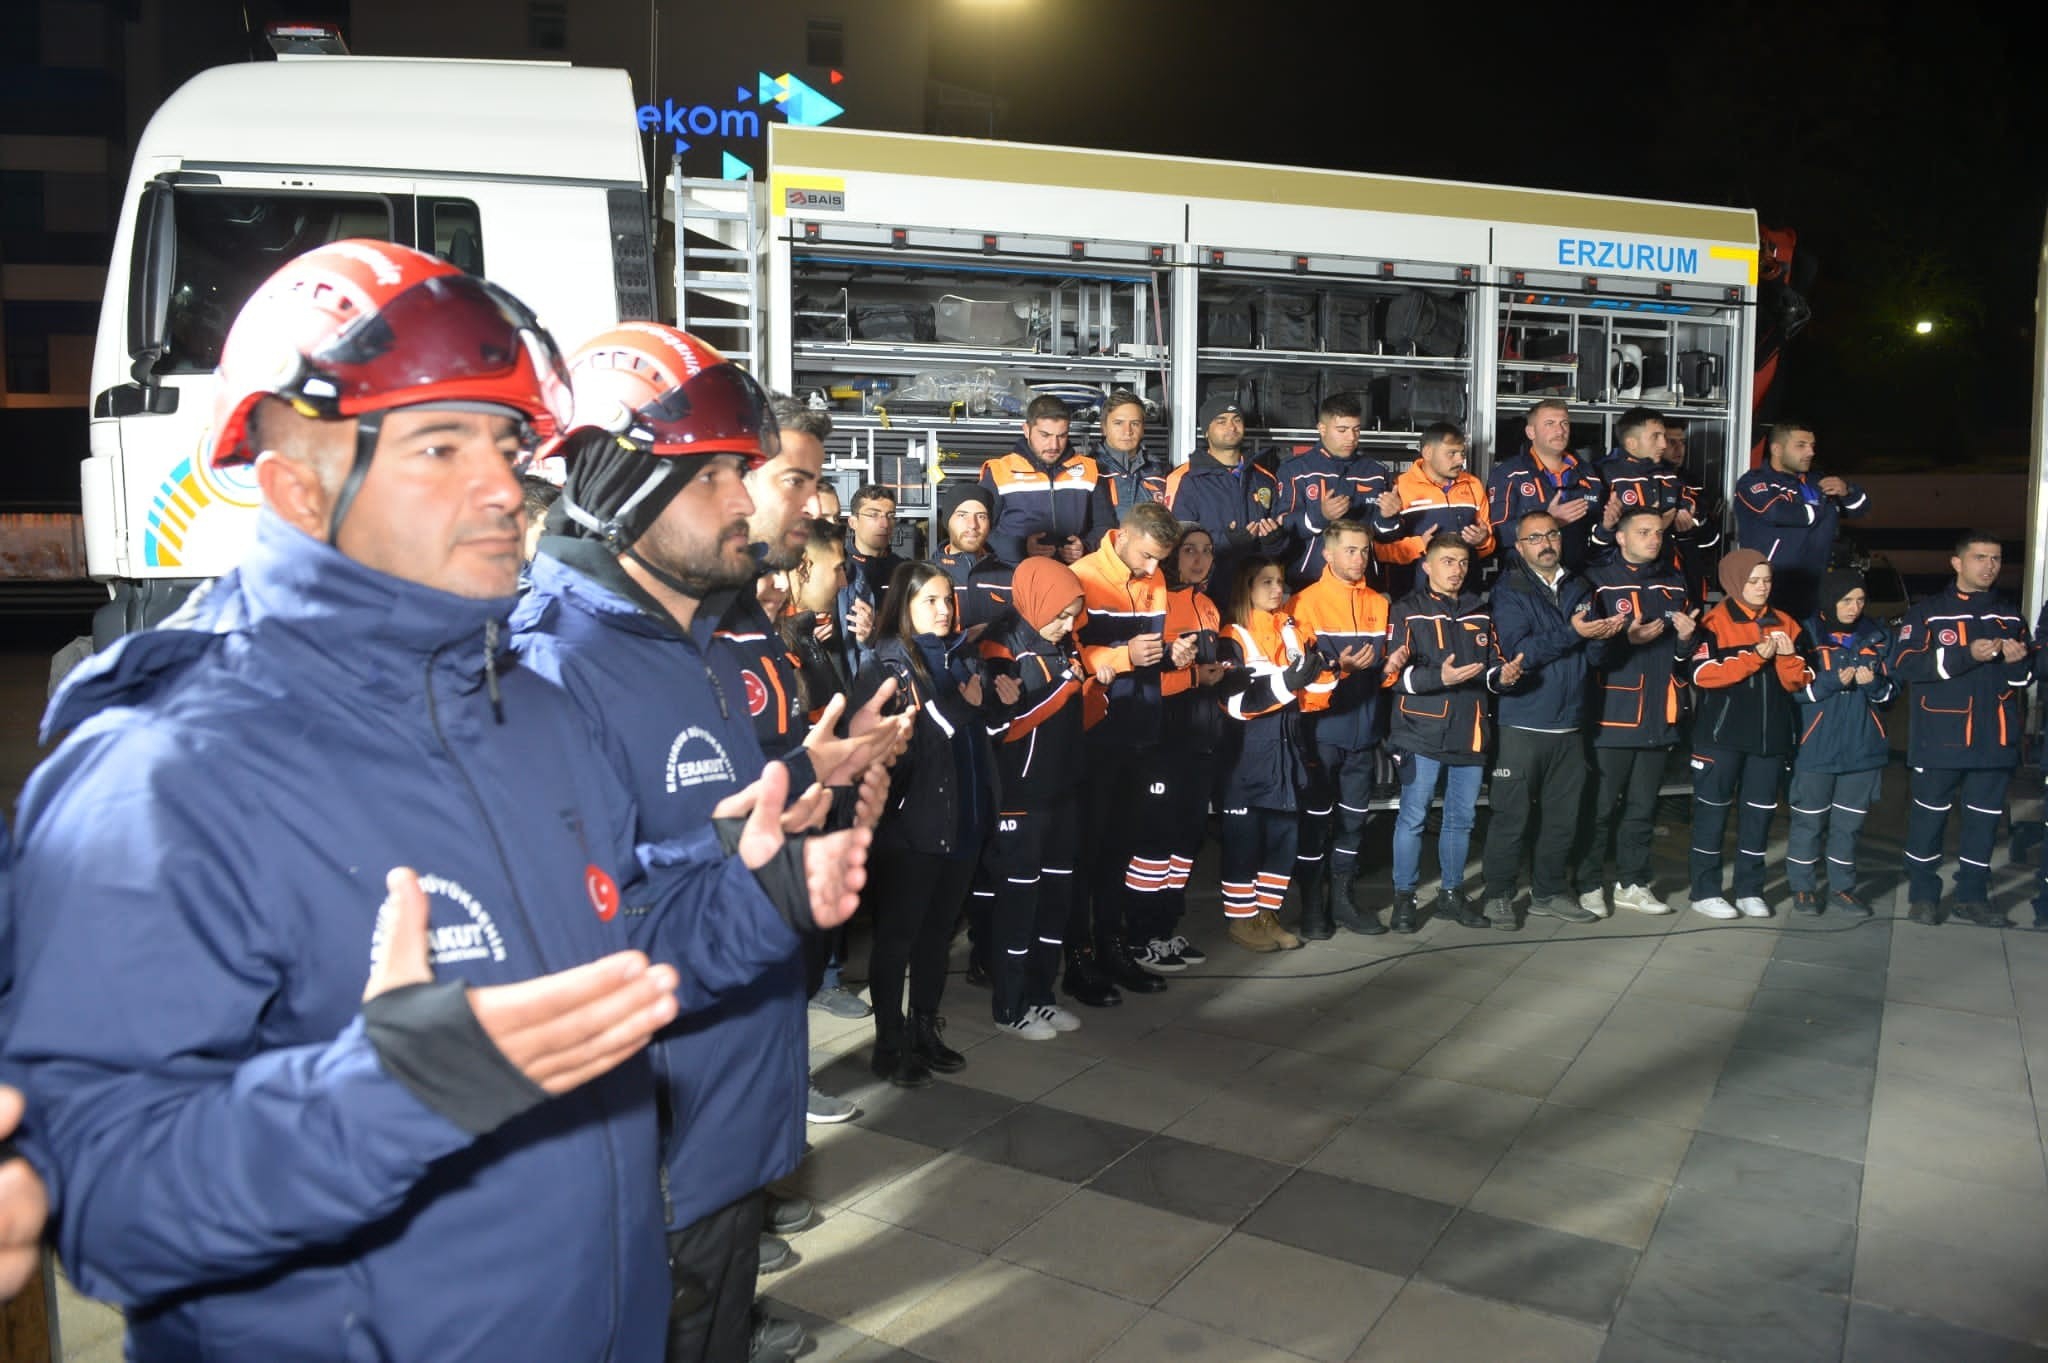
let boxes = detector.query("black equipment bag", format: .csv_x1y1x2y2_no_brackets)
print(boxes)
1253,367,1320,429
1200,290,1257,348
1372,374,1467,430
851,302,936,343
1320,290,1378,355
1380,290,1468,358
1200,371,1259,424
1318,368,1376,424
1257,289,1319,351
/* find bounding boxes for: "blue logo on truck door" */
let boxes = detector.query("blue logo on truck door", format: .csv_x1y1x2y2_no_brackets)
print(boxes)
1556,238,1701,275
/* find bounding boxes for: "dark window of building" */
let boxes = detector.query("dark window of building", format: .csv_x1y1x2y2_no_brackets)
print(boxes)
159,192,394,374
529,1,567,52
806,18,843,68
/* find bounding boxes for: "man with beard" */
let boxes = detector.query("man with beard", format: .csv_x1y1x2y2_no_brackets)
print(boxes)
980,395,1116,564
1735,420,1869,623
1479,511,1624,928
1092,390,1169,521
1162,394,1289,613
935,481,1014,631
842,484,902,672
1588,408,1691,585
513,326,901,1363
1486,399,1604,572
1276,393,1400,592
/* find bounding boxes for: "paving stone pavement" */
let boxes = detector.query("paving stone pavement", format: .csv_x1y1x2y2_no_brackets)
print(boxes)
775,768,2048,1363
34,761,2048,1361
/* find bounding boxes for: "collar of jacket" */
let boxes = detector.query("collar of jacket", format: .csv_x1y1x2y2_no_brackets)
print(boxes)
1316,564,1382,599
1011,436,1079,474
45,510,518,737
1408,583,1478,612
1404,458,1469,491
527,536,698,644
1184,446,1256,476
1086,532,1139,587
1506,554,1572,594
1722,596,1774,624
1091,438,1156,478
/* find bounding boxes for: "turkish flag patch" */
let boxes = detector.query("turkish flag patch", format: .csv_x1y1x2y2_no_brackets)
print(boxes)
743,670,769,716
586,864,620,921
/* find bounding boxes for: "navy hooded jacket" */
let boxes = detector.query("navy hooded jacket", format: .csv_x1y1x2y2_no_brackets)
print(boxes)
512,541,807,1237
1,514,797,1363
1794,616,1896,774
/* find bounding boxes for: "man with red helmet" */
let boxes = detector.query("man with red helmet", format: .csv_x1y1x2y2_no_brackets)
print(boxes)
512,322,902,1363
0,241,867,1362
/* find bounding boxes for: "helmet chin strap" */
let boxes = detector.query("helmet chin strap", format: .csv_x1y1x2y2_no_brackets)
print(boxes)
326,412,384,546
623,544,710,602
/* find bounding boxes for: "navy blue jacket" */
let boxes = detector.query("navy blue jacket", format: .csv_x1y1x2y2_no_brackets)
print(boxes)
1092,437,1168,524
979,440,1116,565
1276,446,1397,588
1489,558,1598,733
2,516,795,1362
1581,556,1694,748
1386,586,1511,763
1164,449,1290,610
513,542,806,1238
1794,617,1896,774
1486,449,1605,571
851,636,1003,858
1734,465,1869,619
985,613,1087,802
936,545,1014,632
1889,584,2032,770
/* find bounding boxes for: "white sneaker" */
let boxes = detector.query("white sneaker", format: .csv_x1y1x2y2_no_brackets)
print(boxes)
1615,883,1672,915
1734,896,1773,918
1690,897,1739,920
1031,1004,1081,1033
1578,887,1611,919
1002,1012,1057,1040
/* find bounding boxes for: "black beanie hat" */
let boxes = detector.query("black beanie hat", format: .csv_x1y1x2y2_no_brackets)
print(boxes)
938,480,992,531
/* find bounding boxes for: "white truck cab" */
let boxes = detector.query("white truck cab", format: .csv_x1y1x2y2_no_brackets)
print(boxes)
85,54,652,640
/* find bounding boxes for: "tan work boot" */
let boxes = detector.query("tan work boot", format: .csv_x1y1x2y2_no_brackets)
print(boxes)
1229,914,1279,953
1261,909,1304,950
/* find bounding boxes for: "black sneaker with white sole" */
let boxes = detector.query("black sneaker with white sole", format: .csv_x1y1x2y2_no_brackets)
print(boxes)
1163,934,1207,965
1136,940,1187,974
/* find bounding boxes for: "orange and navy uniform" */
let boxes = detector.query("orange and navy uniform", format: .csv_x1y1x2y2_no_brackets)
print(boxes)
1794,617,1895,773
1588,452,1690,586
1686,600,1813,756
979,441,1115,565
1072,530,1171,740
1384,585,1508,763
1888,584,2034,770
1580,556,1693,749
1217,609,1316,918
1287,567,1392,751
1162,449,1290,608
1486,449,1604,569
982,613,1087,802
1376,460,1494,573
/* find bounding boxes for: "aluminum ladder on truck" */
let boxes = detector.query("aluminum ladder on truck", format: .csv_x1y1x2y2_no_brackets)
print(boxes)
668,159,763,375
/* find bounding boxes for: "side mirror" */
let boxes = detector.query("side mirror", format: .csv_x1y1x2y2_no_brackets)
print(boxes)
128,177,177,393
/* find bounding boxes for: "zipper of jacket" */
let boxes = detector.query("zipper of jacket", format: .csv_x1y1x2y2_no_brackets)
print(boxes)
423,642,623,1363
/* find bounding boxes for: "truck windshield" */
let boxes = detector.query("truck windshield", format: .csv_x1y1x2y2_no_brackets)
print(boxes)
161,192,393,374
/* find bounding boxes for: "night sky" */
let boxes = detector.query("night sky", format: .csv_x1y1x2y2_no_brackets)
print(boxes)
929,0,2046,471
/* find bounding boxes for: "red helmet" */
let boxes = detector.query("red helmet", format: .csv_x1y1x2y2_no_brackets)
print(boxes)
208,238,571,468
556,323,777,467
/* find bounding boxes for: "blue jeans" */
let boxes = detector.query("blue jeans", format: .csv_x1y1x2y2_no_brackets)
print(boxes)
1393,753,1481,893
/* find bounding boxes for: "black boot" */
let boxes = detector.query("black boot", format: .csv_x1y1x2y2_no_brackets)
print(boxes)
1336,879,1386,935
1438,886,1490,930
1390,890,1419,934
910,1010,966,1073
872,1020,931,1088
1061,944,1123,1008
1296,870,1335,941
1099,937,1168,994
964,944,991,987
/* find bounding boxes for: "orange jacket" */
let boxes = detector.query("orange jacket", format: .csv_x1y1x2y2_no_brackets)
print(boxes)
1688,599,1813,755
1376,460,1494,566
1072,530,1171,738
